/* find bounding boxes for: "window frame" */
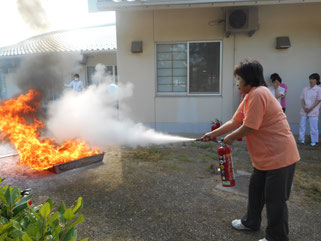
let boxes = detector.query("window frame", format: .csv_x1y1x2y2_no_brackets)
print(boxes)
86,65,118,86
155,40,222,97
0,72,6,99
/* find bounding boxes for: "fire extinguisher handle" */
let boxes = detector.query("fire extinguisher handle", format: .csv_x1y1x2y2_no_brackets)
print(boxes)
217,138,224,145
21,188,31,196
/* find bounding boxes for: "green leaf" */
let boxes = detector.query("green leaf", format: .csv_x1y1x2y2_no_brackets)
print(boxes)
0,191,7,205
45,211,59,226
4,187,12,206
52,225,62,238
26,224,40,238
46,198,55,210
12,188,21,204
63,209,75,221
13,203,28,217
58,201,67,224
39,202,51,219
22,233,33,241
72,229,78,241
12,220,22,231
12,229,24,240
80,239,89,241
52,219,60,228
2,186,20,209
15,194,32,207
61,227,75,241
68,214,85,230
0,233,7,240
8,187,20,207
1,222,13,233
72,197,83,215
58,201,67,214
28,206,41,220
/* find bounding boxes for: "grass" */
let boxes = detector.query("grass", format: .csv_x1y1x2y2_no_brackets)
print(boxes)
176,153,191,162
123,148,168,162
293,161,321,202
121,139,321,203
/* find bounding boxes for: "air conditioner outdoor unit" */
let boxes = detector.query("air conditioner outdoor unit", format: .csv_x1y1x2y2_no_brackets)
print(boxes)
225,6,259,37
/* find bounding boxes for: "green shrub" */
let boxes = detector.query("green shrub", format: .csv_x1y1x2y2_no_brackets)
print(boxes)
0,177,88,241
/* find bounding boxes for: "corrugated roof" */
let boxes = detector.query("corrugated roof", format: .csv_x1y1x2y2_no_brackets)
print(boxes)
0,24,116,57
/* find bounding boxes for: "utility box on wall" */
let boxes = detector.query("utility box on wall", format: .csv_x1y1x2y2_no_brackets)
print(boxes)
131,41,143,53
225,6,259,37
276,36,291,49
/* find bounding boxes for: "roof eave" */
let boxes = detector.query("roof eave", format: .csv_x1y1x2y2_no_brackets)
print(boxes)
97,0,321,11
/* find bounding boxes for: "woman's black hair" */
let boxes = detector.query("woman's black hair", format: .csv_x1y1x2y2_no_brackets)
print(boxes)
309,73,320,85
272,75,282,83
270,73,279,80
234,59,267,87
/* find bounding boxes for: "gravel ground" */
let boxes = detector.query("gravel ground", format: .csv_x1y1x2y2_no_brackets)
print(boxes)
1,139,320,241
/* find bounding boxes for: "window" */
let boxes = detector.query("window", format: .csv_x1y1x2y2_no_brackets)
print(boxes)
156,43,187,92
0,72,6,99
87,66,95,85
87,65,118,85
156,41,221,94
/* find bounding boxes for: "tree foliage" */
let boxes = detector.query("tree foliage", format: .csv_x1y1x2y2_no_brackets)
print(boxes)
0,177,88,241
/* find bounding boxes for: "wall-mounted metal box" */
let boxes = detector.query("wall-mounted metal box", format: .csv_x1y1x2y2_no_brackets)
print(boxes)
276,36,291,49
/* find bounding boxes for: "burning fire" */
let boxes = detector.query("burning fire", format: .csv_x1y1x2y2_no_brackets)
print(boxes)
0,89,101,170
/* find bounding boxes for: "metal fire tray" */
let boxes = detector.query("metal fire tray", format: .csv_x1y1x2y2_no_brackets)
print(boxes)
50,152,105,174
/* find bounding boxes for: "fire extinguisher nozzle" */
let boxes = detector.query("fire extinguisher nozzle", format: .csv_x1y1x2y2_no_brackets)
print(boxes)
195,138,218,142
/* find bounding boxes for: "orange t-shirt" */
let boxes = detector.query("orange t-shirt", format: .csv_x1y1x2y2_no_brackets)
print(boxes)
233,86,300,170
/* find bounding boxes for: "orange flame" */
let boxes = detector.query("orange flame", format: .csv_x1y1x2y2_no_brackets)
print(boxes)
0,89,101,170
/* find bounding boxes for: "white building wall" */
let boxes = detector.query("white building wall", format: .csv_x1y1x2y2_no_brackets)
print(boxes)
116,10,156,124
116,2,321,133
236,3,321,124
86,52,117,66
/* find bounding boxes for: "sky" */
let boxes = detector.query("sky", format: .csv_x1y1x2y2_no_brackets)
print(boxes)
0,0,115,48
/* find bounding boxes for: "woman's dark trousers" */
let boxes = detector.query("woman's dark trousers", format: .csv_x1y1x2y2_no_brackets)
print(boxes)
241,163,296,241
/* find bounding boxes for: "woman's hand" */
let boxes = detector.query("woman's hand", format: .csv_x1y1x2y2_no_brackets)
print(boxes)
223,133,235,145
273,81,280,90
201,132,216,142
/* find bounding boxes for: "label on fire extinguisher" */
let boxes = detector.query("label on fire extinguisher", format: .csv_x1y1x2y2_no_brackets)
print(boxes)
218,153,235,187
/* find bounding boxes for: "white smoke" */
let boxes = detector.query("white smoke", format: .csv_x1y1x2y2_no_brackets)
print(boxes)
0,142,17,156
46,64,193,148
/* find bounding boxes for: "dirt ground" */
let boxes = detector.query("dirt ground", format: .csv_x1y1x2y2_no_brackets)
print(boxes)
0,135,320,241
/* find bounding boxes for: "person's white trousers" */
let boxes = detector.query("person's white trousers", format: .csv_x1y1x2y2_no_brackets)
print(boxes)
299,115,319,143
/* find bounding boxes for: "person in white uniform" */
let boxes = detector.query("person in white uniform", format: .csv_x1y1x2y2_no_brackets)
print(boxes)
299,73,321,146
65,74,84,92
268,75,285,105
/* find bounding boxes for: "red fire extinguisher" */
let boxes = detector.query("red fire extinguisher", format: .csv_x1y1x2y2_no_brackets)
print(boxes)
211,119,222,141
217,141,235,187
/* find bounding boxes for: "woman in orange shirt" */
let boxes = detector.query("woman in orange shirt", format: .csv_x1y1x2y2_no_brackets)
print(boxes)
202,59,300,241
